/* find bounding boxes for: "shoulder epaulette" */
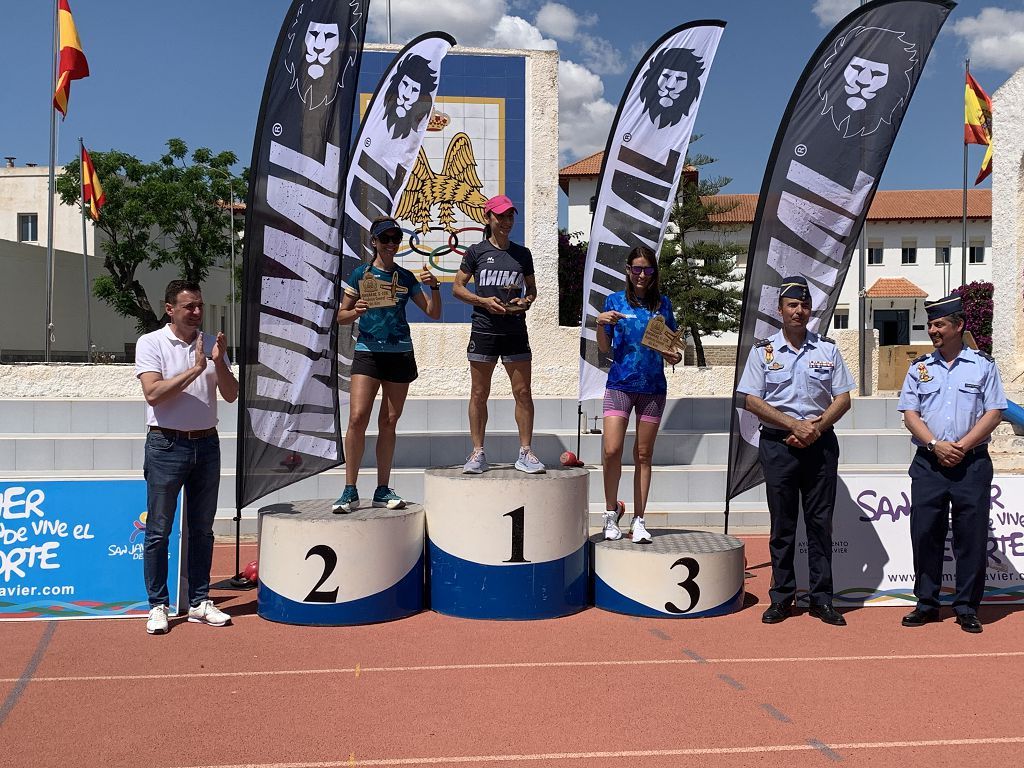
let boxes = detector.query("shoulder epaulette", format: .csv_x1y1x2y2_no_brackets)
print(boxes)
755,338,771,348
819,335,835,344
976,350,995,363
911,354,929,364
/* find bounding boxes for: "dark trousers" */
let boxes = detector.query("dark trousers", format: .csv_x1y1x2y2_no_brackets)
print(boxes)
759,429,839,606
909,447,992,615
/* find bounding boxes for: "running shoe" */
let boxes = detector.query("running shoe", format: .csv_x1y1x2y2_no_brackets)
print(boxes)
515,446,546,474
373,486,408,510
146,604,169,635
631,515,652,544
332,485,359,513
603,500,625,540
187,600,231,627
463,448,489,474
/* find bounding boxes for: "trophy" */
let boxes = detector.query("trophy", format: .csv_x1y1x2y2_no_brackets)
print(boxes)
500,281,528,313
640,315,684,354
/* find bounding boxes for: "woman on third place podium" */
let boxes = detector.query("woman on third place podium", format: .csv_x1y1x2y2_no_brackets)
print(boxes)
595,246,682,543
333,217,442,513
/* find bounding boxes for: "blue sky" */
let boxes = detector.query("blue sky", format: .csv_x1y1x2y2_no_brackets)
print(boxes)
2,1,1021,203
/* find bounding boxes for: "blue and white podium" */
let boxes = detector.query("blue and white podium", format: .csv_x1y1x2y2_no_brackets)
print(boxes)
425,467,589,620
593,530,745,618
257,500,424,625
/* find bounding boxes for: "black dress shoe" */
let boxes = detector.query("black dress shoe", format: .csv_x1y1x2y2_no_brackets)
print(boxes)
955,613,983,633
809,603,847,626
902,608,939,627
761,602,791,624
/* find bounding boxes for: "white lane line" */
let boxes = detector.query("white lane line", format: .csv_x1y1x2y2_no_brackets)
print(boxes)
8,651,1024,684
167,736,1024,767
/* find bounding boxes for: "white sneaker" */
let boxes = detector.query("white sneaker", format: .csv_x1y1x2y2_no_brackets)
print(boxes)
187,599,231,627
631,515,652,544
515,446,546,474
146,605,169,635
603,500,625,540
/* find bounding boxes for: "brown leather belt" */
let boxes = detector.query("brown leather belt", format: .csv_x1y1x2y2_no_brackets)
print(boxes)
149,426,217,440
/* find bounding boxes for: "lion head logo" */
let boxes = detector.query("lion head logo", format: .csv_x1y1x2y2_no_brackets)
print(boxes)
817,26,918,139
383,54,438,140
638,47,705,129
285,19,342,111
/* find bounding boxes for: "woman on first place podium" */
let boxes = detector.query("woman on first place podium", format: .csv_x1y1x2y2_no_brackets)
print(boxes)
333,217,442,513
594,246,682,543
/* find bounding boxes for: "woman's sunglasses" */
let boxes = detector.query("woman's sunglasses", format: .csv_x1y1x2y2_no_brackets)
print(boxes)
629,266,656,276
375,232,403,245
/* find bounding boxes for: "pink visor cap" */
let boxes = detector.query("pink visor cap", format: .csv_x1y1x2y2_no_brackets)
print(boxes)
483,194,517,216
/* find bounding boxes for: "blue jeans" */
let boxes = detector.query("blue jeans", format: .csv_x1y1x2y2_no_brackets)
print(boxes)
143,430,220,608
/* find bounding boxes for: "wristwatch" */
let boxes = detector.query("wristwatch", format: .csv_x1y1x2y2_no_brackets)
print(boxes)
927,439,937,452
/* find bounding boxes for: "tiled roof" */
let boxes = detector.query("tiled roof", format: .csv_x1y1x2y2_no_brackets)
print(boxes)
865,277,928,298
559,152,992,222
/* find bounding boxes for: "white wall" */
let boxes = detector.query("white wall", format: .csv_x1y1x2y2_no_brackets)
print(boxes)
0,166,96,254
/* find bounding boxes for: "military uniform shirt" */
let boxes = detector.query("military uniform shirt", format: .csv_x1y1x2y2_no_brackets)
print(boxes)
736,330,855,423
897,348,1007,445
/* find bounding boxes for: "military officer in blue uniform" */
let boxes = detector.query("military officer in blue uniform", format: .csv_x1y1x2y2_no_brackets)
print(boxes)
737,276,855,626
897,294,1005,633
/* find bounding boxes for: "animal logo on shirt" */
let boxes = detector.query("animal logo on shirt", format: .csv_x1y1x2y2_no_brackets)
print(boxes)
916,363,932,383
763,344,783,371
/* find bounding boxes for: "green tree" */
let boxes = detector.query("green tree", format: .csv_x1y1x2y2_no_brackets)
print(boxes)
57,139,245,333
659,145,744,367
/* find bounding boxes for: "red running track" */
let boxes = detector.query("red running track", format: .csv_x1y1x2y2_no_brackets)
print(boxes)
2,535,1023,768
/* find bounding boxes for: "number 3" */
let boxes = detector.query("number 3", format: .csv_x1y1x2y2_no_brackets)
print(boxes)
664,556,700,614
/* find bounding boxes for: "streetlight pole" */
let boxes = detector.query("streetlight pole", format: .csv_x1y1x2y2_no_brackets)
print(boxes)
210,167,238,360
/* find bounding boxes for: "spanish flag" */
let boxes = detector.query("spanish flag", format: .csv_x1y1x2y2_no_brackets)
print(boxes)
81,145,105,221
53,0,90,117
964,72,992,184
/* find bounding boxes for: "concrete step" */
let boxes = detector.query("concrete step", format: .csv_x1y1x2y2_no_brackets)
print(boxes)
0,396,911,435
0,428,921,472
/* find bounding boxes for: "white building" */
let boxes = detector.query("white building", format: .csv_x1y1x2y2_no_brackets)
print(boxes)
0,163,238,361
560,152,992,360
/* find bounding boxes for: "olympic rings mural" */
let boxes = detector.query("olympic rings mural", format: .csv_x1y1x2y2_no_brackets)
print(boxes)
394,225,486,277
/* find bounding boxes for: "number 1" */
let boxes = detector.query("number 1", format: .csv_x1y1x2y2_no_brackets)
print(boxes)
503,506,529,563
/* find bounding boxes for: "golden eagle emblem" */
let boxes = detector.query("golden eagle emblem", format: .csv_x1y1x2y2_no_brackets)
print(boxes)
395,132,488,234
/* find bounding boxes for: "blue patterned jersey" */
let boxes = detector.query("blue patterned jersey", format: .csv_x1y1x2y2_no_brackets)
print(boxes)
602,291,676,395
346,263,423,353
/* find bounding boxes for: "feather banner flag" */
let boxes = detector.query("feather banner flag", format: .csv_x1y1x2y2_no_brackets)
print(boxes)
577,20,725,401
236,0,369,510
80,144,104,221
725,0,954,505
53,0,89,117
965,71,992,184
337,31,455,402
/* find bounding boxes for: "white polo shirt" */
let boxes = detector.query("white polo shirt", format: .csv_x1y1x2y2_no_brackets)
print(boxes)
134,325,228,430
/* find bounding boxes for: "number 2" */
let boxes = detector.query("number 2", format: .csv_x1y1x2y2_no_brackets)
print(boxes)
664,556,700,614
304,544,340,603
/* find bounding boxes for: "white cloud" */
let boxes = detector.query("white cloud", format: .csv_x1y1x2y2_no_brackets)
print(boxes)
558,59,616,163
811,0,859,27
953,7,1024,73
490,15,557,50
535,3,595,41
578,35,626,75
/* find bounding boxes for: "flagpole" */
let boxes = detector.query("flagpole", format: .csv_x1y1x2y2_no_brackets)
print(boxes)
45,0,59,362
961,58,969,289
79,138,93,361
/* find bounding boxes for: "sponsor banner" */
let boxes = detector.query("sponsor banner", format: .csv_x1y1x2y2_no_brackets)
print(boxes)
338,32,455,399
237,0,369,509
795,473,1024,606
0,480,182,621
727,0,954,500
578,21,725,401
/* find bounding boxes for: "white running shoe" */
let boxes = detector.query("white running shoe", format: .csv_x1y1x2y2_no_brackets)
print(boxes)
187,599,231,627
603,500,625,540
146,604,169,635
515,446,546,474
463,448,488,474
631,515,652,544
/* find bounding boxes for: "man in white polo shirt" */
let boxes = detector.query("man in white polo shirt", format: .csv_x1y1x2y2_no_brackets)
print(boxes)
135,280,239,634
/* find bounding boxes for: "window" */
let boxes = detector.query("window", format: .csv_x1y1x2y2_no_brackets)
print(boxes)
833,311,850,330
867,242,883,265
969,242,985,264
901,241,917,265
935,241,950,265
17,213,38,242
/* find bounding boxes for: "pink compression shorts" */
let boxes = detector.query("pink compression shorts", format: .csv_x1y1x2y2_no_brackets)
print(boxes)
602,388,666,424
